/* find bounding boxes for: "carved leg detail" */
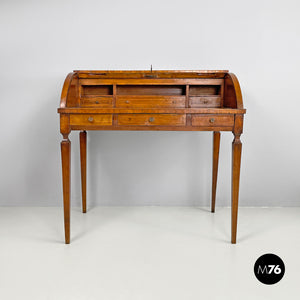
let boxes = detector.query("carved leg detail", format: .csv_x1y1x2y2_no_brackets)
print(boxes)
211,131,220,213
80,131,87,213
231,134,242,244
61,138,71,244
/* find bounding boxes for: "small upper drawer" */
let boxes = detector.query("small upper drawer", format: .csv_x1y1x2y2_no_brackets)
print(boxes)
117,114,186,126
116,95,185,108
191,114,234,127
70,114,112,126
80,96,113,107
189,96,221,108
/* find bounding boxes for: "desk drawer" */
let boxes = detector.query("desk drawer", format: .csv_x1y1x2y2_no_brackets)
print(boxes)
118,114,186,126
80,96,113,107
70,114,112,126
116,96,185,108
191,114,234,127
189,96,221,108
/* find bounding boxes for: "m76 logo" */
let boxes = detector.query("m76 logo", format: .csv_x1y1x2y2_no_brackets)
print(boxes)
257,265,282,275
254,254,285,284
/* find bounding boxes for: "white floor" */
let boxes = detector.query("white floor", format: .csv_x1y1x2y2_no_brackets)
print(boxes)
0,207,299,300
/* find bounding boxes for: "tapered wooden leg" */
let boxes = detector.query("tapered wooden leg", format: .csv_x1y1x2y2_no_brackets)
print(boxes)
80,131,87,213
211,131,220,213
61,139,71,244
231,134,242,244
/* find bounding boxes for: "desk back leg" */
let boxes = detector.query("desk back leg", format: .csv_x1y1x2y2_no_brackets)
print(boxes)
61,138,71,244
211,131,220,213
80,131,87,213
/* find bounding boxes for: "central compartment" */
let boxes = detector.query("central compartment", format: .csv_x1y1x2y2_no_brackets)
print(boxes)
116,85,186,95
115,85,186,108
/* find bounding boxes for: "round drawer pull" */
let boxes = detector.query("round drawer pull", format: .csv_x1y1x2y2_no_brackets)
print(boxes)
88,116,94,122
149,117,155,122
203,100,208,104
172,101,176,104
95,101,99,104
209,118,215,123
125,100,130,104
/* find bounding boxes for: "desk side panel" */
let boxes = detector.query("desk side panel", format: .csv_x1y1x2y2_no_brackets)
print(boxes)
223,73,244,109
60,72,80,108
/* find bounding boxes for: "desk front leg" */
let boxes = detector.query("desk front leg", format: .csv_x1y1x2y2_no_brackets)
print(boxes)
231,114,243,244
231,134,242,244
61,137,71,244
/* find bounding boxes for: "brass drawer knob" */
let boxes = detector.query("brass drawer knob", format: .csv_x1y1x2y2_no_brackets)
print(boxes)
149,117,155,122
88,116,94,122
203,100,208,104
209,118,215,123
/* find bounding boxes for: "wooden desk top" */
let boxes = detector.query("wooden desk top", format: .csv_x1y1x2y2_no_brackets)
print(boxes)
73,70,229,78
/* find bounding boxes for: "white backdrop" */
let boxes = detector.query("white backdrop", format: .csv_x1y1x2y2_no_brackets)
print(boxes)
1,0,299,206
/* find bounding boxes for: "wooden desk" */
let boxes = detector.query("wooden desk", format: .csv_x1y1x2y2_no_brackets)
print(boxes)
58,70,246,244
